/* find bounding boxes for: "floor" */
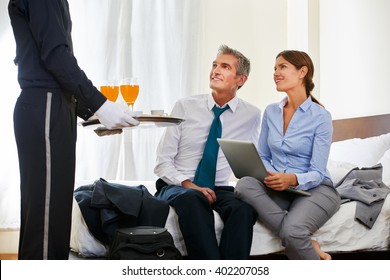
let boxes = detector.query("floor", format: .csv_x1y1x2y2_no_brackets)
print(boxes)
0,253,18,260
0,252,100,260
3,250,389,260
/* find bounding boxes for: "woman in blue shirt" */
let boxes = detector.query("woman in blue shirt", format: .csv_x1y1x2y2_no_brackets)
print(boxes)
235,50,341,260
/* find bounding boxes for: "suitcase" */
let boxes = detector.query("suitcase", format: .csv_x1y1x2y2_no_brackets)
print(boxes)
107,226,182,260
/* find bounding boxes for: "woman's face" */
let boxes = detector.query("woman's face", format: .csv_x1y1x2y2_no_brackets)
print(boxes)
273,56,305,92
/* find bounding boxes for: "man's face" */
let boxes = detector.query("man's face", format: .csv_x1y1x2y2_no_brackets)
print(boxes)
209,54,245,93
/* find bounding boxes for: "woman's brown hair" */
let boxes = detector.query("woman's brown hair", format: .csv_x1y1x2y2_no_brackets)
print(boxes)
276,50,323,106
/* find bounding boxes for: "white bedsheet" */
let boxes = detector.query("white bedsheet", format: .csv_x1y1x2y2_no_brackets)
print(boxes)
70,179,390,257
71,134,390,257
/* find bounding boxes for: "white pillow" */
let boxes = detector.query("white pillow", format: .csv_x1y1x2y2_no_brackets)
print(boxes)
327,159,357,185
377,149,390,186
329,133,390,167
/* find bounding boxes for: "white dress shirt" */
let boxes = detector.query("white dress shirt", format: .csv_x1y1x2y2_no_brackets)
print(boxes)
154,94,261,187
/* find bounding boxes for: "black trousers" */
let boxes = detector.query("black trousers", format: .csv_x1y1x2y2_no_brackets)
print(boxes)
156,184,257,259
14,89,77,259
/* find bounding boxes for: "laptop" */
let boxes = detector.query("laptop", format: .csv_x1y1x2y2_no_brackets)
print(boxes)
217,138,311,196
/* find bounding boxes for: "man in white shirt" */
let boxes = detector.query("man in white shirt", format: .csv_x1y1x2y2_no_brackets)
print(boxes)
154,45,261,259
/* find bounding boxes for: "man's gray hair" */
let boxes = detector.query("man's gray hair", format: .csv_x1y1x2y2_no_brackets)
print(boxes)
218,44,251,76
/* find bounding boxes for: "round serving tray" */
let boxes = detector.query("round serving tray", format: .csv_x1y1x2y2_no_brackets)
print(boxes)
80,115,184,130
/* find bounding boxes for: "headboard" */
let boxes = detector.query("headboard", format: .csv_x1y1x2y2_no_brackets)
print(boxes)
332,113,390,142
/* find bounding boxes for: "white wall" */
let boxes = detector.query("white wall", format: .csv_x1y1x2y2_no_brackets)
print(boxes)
200,0,390,119
200,0,288,112
320,0,390,119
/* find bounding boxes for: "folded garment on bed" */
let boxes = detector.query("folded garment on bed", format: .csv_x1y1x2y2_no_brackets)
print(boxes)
336,163,390,228
74,178,170,244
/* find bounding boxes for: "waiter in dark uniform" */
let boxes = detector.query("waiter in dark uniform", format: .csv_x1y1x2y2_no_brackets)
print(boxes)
8,0,139,259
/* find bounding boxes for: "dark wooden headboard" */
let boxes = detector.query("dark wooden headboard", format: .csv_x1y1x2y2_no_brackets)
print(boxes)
332,113,390,142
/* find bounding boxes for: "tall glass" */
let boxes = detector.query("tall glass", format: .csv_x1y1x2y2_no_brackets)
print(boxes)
100,80,119,102
120,77,139,111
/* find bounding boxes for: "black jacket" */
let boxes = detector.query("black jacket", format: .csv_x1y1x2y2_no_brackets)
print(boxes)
74,178,170,245
8,0,106,119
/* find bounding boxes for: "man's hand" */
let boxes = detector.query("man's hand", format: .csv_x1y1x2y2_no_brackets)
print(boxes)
95,100,140,129
182,180,217,204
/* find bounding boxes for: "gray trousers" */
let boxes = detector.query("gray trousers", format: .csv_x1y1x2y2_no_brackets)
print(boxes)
235,176,340,260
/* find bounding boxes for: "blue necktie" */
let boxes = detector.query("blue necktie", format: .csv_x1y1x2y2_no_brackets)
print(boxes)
193,104,230,189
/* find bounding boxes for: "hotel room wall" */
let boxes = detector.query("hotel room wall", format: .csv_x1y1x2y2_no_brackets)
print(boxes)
200,0,390,120
319,0,390,119
200,0,288,112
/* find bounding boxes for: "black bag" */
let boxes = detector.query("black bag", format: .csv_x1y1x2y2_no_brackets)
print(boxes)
107,226,182,260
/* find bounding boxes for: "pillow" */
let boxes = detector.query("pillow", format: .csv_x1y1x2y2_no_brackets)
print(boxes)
329,133,390,167
377,149,390,186
327,159,357,185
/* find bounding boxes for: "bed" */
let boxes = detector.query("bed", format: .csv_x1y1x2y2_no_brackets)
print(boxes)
70,113,390,259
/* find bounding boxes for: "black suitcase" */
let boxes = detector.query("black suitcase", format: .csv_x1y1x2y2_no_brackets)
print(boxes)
107,226,182,260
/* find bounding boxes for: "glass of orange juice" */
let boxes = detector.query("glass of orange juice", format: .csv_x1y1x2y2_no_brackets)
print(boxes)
120,77,139,111
100,80,119,102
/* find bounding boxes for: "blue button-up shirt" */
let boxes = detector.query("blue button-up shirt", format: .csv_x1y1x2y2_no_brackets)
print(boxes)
259,96,333,190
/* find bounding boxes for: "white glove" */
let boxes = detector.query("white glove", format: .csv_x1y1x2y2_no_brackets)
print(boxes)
95,100,140,129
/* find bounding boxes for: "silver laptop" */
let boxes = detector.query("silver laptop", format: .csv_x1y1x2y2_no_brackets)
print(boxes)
217,138,311,196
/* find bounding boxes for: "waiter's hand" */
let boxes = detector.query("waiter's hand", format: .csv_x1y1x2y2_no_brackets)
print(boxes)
95,100,140,129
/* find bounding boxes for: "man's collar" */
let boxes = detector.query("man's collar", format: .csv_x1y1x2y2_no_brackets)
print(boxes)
208,93,238,112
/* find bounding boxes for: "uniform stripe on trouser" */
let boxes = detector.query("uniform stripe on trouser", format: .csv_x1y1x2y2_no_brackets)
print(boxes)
43,92,52,260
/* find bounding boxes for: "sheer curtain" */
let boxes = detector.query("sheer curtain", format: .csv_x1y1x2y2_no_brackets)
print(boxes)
0,0,21,229
0,0,204,229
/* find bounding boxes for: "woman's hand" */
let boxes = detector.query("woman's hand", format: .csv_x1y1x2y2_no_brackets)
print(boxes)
264,171,298,191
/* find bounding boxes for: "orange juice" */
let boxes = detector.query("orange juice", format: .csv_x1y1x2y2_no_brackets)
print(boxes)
100,85,119,102
120,84,139,107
